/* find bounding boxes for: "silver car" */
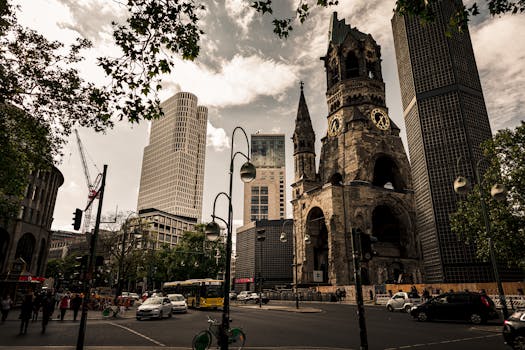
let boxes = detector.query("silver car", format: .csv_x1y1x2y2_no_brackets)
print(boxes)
136,297,173,320
168,294,188,313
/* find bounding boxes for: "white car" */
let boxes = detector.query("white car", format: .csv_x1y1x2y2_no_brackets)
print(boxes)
136,297,173,320
386,292,422,312
168,294,188,313
237,291,251,302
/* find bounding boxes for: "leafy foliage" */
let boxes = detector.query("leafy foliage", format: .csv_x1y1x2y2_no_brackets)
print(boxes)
0,104,52,218
0,2,112,219
98,0,204,124
252,0,523,38
450,122,525,268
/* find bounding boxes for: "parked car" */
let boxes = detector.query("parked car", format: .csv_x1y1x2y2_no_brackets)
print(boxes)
386,292,421,312
237,291,251,302
136,297,173,320
168,294,188,314
410,292,499,324
229,291,237,300
503,310,525,349
247,292,269,304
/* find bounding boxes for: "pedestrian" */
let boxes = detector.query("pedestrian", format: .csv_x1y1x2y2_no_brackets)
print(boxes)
19,293,33,334
71,294,82,321
422,289,430,302
1,294,13,323
32,292,43,322
59,294,70,321
341,288,346,302
41,291,55,333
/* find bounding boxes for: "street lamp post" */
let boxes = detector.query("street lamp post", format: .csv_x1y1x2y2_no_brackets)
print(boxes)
116,211,135,301
453,157,509,319
279,219,311,309
256,229,265,308
205,126,256,350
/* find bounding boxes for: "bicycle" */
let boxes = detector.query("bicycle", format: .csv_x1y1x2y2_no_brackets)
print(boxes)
101,304,121,319
192,316,246,350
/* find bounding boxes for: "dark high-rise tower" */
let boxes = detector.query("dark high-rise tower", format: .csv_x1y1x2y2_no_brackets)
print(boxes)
392,0,493,282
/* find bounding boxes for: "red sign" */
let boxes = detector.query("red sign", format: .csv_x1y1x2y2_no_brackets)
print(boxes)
18,275,46,283
235,278,254,283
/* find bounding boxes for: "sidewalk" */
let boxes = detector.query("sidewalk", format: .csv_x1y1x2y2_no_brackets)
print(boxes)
1,305,137,322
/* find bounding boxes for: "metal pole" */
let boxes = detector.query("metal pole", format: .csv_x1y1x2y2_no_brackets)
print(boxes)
293,227,299,309
258,237,263,308
474,163,509,319
116,221,127,302
76,164,107,350
351,228,368,350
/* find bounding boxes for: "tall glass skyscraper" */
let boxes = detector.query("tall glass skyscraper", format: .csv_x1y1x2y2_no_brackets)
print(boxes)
392,0,494,282
137,92,207,222
243,134,286,224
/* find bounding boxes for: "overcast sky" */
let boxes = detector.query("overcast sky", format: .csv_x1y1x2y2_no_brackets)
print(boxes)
12,0,525,234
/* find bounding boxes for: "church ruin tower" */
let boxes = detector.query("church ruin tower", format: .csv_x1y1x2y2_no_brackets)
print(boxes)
291,13,421,286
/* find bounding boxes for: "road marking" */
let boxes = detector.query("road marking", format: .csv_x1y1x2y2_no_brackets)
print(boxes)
108,322,166,347
384,334,499,349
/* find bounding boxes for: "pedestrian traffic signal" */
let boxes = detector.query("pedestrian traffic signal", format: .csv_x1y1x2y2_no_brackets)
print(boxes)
359,230,378,262
72,208,83,230
74,255,88,281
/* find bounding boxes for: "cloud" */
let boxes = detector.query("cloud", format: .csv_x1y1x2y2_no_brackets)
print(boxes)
207,122,230,151
470,16,525,130
224,0,256,35
168,54,299,107
56,0,125,43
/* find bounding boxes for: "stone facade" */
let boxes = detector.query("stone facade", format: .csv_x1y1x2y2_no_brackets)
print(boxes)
291,13,421,286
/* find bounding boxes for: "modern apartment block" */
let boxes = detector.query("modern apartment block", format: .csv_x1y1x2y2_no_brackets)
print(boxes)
243,134,286,224
137,91,207,224
392,0,511,282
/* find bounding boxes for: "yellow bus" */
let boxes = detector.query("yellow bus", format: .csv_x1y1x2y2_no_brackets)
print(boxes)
162,279,224,309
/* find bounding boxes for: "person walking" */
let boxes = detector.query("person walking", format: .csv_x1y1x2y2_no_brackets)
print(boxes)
59,294,70,321
70,294,82,321
41,291,55,334
19,293,33,335
1,294,13,323
32,292,43,322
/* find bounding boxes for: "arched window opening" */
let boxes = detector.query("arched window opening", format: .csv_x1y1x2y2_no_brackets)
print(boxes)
372,205,400,243
330,61,339,86
306,207,328,283
388,262,404,284
15,233,35,271
372,156,405,190
345,52,359,78
366,61,376,79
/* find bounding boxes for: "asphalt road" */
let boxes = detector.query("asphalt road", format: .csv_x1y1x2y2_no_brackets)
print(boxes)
0,302,507,349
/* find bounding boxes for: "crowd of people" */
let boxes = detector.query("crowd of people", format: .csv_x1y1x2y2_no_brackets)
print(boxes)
1,289,94,335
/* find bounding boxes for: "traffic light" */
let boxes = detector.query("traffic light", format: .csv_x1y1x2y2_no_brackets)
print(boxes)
72,208,83,230
73,255,88,281
359,230,378,262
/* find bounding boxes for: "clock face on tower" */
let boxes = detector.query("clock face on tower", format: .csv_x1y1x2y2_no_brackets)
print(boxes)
370,108,390,130
328,114,343,136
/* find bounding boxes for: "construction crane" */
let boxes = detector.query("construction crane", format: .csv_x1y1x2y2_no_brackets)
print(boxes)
74,129,102,236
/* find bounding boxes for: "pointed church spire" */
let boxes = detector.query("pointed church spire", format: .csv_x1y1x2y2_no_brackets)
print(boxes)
296,81,312,124
293,82,316,182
